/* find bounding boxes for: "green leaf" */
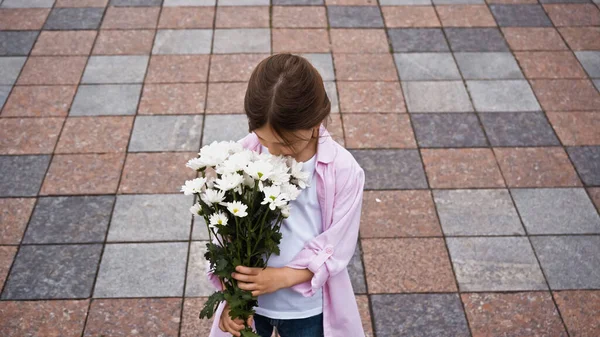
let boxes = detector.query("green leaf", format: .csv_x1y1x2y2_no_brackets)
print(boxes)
198,291,225,319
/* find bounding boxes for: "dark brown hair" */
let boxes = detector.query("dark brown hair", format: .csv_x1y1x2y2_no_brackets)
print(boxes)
244,53,332,148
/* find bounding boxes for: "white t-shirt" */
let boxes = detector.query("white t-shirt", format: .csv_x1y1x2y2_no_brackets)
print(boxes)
253,145,323,319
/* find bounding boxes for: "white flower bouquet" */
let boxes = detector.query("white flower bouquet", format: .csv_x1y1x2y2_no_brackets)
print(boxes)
181,140,310,337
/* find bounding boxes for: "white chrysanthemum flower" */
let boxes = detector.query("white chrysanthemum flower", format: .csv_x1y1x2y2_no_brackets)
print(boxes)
198,141,231,167
280,204,291,218
189,203,202,216
186,157,205,171
209,212,228,227
261,185,290,210
201,189,225,206
214,173,244,191
242,172,255,188
290,160,311,189
180,177,207,195
281,183,300,201
245,160,274,181
226,201,248,217
216,150,253,175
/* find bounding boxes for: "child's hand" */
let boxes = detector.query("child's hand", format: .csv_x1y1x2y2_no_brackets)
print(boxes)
219,302,253,337
231,266,286,296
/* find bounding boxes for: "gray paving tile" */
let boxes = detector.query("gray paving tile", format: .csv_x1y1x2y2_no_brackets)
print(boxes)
402,81,473,113
324,81,339,113
512,188,600,234
575,51,600,78
94,242,188,297
0,85,10,110
394,53,461,81
1,244,102,300
479,112,560,146
455,52,523,80
490,5,553,27
23,196,115,244
0,155,50,197
202,114,248,145
531,236,600,289
0,57,27,85
164,0,215,5
110,0,162,5
446,237,547,291
594,79,600,92
152,29,212,55
445,28,509,52
0,0,54,7
300,53,334,82
433,0,483,3
389,29,449,52
219,0,269,4
539,0,590,3
108,194,193,242
412,113,487,147
349,149,428,189
129,115,203,152
349,243,366,294
191,215,210,240
81,56,149,84
466,80,541,112
567,146,600,186
44,8,104,30
381,0,432,4
273,0,323,4
371,294,470,337
213,29,270,54
0,31,39,56
70,84,142,116
185,241,218,296
434,189,524,236
327,6,384,28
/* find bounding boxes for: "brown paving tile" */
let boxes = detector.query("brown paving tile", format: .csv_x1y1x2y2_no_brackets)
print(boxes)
381,6,440,28
40,153,126,195
559,27,600,51
436,5,496,27
362,238,457,293
1,86,76,117
56,0,108,6
502,27,568,51
209,54,268,82
514,52,587,79
494,147,581,187
0,9,49,30
530,79,600,111
0,300,89,337
356,295,374,337
0,198,35,245
343,113,416,148
180,298,217,337
0,246,18,291
325,110,344,145
272,29,330,53
337,81,406,113
421,148,505,189
360,190,442,238
0,117,64,155
145,55,210,83
333,53,398,81
215,6,270,28
118,152,197,194
83,298,181,337
32,31,97,56
546,112,600,146
101,7,159,30
138,83,206,115
588,188,600,211
553,290,600,337
158,7,215,29
326,0,375,4
16,57,87,86
55,116,134,154
206,82,247,114
93,30,155,55
543,4,600,27
330,28,389,53
462,292,567,337
272,6,327,28
487,0,537,3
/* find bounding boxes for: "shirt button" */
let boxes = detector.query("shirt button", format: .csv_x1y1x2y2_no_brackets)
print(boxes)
326,247,333,254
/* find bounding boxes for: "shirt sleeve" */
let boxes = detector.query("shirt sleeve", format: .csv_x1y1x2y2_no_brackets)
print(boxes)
284,163,365,297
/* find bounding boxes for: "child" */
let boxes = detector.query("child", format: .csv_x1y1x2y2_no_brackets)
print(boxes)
206,53,366,337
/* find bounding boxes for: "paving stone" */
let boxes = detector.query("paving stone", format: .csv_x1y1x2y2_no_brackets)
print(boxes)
324,81,339,113
512,188,600,234
110,0,162,5
1,244,102,300
350,149,428,189
402,81,473,113
138,83,206,115
145,55,209,83
371,294,470,337
445,28,509,52
219,0,269,4
531,236,600,289
594,79,600,91
0,155,50,197
164,0,215,5
93,30,155,55
348,244,366,294
530,79,600,111
273,28,330,53
202,114,248,145
343,113,416,149
300,53,334,81
546,112,600,146
101,7,159,29
433,189,524,236
94,242,188,297
273,0,322,4
186,241,224,296
388,28,449,52
479,112,560,146
553,291,600,337
455,52,523,79
467,80,540,112
17,56,87,85
394,53,460,80
544,3,600,27
0,57,26,85
327,6,384,28
152,29,212,55
381,5,440,28
23,196,114,244
433,0,484,3
55,116,133,153
380,0,432,4
436,4,496,27
0,300,89,337
0,31,38,56
330,28,389,53
502,27,568,51
272,5,326,28
411,113,487,147
337,81,406,113
44,8,104,30
0,8,50,30
334,53,398,81
514,51,587,79
0,85,10,110
33,31,97,56
0,117,63,154
447,237,547,291
490,4,553,27
191,215,209,240
1,0,55,7
108,194,193,241
129,115,203,152
213,28,270,53
70,84,142,116
0,198,33,244
559,27,600,51
567,146,600,186
575,51,600,78
81,56,149,84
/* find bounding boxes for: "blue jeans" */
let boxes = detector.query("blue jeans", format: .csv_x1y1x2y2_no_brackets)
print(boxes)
254,312,324,337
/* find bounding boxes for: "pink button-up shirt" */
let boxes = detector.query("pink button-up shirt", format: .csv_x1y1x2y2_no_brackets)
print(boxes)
206,124,366,337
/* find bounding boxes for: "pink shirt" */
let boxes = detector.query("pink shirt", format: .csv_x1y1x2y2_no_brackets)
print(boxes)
206,124,366,337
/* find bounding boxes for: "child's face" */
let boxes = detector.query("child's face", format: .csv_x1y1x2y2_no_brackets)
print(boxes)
254,124,315,157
